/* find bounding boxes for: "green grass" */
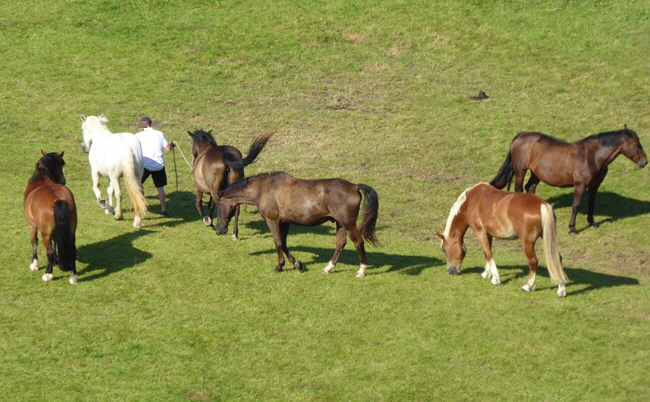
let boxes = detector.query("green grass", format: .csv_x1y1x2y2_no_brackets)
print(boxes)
1,0,650,400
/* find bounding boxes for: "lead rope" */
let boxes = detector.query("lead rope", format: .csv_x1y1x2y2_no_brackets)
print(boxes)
167,143,193,214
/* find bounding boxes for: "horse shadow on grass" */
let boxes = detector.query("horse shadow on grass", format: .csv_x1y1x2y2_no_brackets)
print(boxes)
545,191,650,233
249,243,441,276
462,264,639,296
76,230,153,281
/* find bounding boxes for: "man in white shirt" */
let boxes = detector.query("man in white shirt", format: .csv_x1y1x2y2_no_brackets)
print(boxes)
135,117,177,217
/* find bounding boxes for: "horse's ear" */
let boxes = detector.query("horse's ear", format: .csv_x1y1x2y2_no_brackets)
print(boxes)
59,151,65,159
80,115,86,122
207,130,213,135
41,150,47,156
436,232,446,241
187,131,194,137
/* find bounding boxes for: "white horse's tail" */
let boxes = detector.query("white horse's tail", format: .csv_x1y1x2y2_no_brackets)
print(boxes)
122,148,147,227
541,203,568,285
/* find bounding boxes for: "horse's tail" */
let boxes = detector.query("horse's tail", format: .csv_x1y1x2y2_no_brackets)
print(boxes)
489,150,514,190
122,148,147,225
357,184,381,247
53,200,76,272
541,203,568,285
223,132,274,171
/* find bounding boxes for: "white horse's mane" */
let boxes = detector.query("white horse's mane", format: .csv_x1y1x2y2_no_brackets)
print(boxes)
442,183,486,244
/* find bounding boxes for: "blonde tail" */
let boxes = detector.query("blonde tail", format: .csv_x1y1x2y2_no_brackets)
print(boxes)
541,203,568,285
122,148,147,227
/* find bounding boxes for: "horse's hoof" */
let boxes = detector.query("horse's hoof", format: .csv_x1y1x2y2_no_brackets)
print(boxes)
491,278,500,286
231,235,238,241
133,222,143,229
202,216,212,226
98,199,108,209
568,229,578,235
42,273,53,282
557,290,567,298
590,224,599,229
355,271,366,278
321,268,330,274
69,275,78,285
274,267,284,273
29,262,39,271
481,272,491,279
294,261,305,272
522,284,536,292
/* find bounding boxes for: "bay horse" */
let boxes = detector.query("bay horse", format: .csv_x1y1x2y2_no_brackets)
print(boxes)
81,115,147,228
437,183,568,297
214,172,380,276
188,129,273,240
24,151,78,284
490,127,647,234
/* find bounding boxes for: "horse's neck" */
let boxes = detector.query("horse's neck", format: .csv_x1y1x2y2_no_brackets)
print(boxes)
226,187,258,206
591,139,623,167
91,126,114,142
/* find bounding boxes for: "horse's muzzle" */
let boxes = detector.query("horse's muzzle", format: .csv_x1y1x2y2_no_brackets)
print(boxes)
637,158,648,169
447,266,461,275
81,142,89,154
216,225,228,235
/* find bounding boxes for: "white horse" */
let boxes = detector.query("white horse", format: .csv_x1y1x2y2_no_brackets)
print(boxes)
80,115,147,228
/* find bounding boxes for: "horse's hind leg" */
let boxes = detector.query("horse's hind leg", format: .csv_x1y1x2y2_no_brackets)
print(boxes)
267,221,295,273
525,173,541,194
92,169,108,209
345,225,368,278
112,180,123,220
521,241,538,292
587,181,603,229
29,226,39,271
196,191,211,226
41,233,55,282
280,223,302,272
230,205,241,241
322,223,347,275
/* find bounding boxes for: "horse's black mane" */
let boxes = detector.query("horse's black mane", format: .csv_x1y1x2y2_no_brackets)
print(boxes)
29,153,64,183
578,128,641,148
223,172,279,193
192,130,217,147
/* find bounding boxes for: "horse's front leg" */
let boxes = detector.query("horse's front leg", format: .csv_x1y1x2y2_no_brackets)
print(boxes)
92,169,108,209
279,223,303,272
525,172,541,194
29,226,39,271
569,184,586,235
266,221,287,272
476,232,499,285
231,204,241,241
521,241,538,292
587,177,605,229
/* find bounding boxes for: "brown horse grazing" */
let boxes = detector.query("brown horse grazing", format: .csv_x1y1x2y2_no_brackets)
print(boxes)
490,127,647,234
188,130,273,240
214,172,380,276
24,151,78,284
437,183,568,297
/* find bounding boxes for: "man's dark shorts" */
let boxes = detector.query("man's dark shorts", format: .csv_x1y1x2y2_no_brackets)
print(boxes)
142,167,167,188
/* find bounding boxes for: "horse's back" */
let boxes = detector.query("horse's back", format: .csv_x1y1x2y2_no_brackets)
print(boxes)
90,132,143,175
24,184,76,229
511,132,584,185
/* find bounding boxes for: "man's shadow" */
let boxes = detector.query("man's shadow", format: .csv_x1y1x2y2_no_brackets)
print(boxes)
143,190,211,228
545,191,650,232
77,230,153,281
462,265,639,295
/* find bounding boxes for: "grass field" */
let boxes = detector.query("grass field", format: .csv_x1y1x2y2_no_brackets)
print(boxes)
1,1,650,400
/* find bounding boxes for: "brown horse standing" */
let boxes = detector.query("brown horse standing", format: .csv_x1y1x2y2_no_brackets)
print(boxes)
214,172,380,276
188,130,273,240
437,183,568,297
490,127,647,234
24,151,78,284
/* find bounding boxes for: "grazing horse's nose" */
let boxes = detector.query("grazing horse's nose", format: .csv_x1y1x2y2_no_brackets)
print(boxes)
638,158,648,169
61,178,66,186
447,265,461,275
216,224,227,235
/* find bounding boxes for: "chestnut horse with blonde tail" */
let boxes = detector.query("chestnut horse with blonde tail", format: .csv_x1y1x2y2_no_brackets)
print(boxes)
24,151,78,284
437,183,568,297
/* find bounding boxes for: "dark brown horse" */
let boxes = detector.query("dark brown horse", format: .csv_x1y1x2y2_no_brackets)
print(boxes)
437,183,568,297
214,172,380,276
23,151,78,284
490,127,647,234
188,130,273,240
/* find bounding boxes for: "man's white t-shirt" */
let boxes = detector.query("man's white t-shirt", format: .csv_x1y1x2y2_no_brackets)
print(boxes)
136,127,169,171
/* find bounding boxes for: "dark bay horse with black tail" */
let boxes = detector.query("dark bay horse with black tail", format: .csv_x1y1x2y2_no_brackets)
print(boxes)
188,130,273,240
490,127,647,234
24,151,78,284
437,183,568,297
214,172,380,276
